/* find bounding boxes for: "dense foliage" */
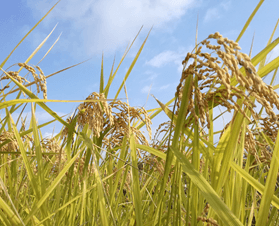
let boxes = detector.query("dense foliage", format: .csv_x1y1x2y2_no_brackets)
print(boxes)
1,0,279,225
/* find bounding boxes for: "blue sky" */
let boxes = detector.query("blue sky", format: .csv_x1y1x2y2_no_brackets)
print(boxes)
1,0,279,138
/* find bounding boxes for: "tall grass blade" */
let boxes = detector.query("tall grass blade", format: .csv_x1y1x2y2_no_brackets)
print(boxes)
24,147,84,224
230,162,279,209
0,59,92,98
100,52,104,93
170,146,243,226
31,103,46,196
130,133,143,225
103,27,143,98
114,27,152,99
257,56,279,77
153,74,193,225
20,23,58,69
0,0,61,69
1,68,70,128
9,111,40,198
259,19,279,69
37,32,62,65
256,128,279,225
0,196,21,226
235,0,264,43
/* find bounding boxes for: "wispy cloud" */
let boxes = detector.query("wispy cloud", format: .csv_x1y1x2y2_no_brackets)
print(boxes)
203,1,231,23
26,0,196,57
220,1,231,11
204,8,220,23
145,50,185,68
141,85,152,94
159,84,170,90
146,48,192,75
141,83,173,94
144,71,158,81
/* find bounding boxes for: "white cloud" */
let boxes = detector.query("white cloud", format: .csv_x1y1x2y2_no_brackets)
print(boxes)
141,83,174,94
141,85,152,94
145,48,193,75
159,84,170,90
26,0,196,57
220,1,231,11
203,1,230,23
145,50,185,68
144,71,158,81
204,8,220,23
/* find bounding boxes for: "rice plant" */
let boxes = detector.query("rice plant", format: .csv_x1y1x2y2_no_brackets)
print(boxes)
0,1,279,225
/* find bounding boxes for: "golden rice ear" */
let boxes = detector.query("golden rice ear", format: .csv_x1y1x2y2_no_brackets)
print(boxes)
2,0,279,224
175,32,279,131
76,92,113,138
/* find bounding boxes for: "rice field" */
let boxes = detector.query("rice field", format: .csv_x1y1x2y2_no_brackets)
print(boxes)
1,1,279,225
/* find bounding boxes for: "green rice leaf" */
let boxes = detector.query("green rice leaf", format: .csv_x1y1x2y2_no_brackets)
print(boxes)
20,24,58,70
258,19,279,70
0,196,21,226
235,0,264,43
79,132,111,225
114,27,152,99
24,147,84,224
136,97,175,130
136,144,176,165
257,56,279,78
153,74,193,225
252,36,279,67
230,161,279,209
31,103,46,197
170,146,243,226
256,124,279,225
100,52,104,93
0,68,70,128
215,113,244,194
0,0,61,69
10,111,40,198
103,27,142,98
130,132,142,225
